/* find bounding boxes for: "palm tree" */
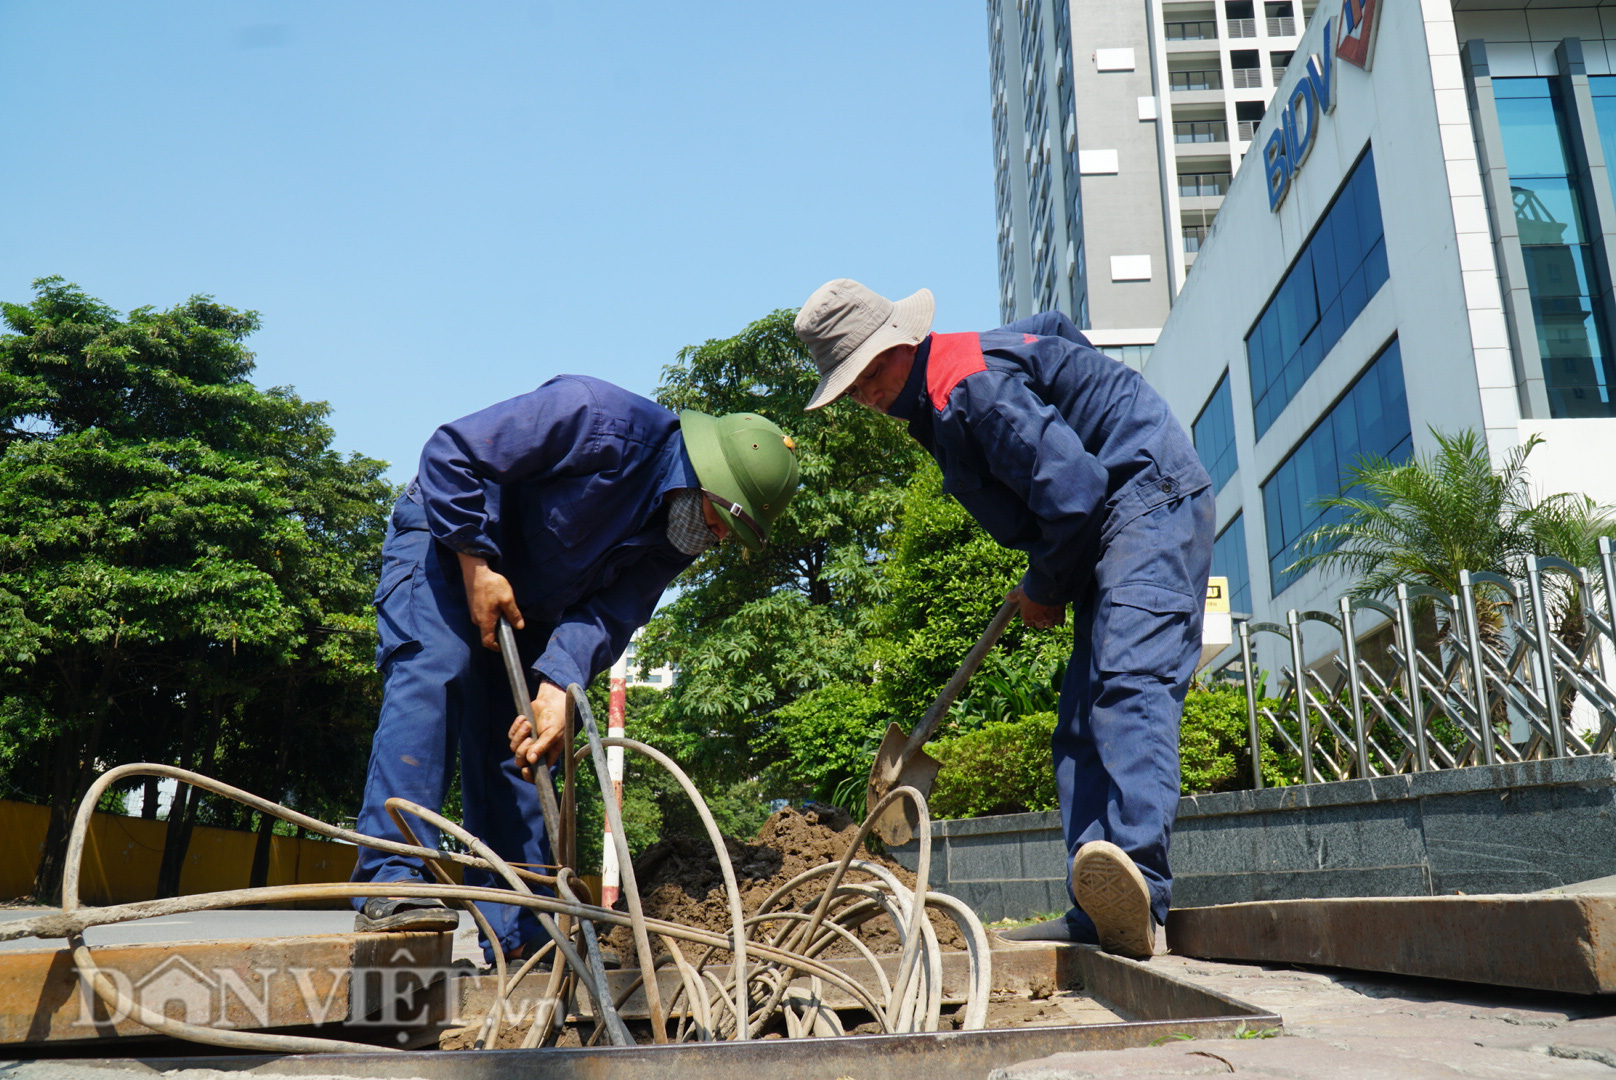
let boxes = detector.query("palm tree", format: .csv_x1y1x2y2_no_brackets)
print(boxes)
1292,427,1616,598
1291,428,1616,724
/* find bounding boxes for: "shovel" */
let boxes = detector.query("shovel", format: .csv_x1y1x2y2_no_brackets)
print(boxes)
866,598,1018,846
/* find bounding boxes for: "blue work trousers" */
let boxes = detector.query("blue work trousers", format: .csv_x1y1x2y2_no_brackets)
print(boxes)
352,493,551,961
1057,487,1215,935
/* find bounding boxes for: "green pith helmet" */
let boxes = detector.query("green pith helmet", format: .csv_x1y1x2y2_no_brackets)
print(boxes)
679,409,802,552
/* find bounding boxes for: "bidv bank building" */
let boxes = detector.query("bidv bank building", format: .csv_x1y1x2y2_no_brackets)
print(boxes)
1144,0,1616,659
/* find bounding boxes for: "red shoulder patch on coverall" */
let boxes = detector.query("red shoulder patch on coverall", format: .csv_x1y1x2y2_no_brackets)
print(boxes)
925,332,987,411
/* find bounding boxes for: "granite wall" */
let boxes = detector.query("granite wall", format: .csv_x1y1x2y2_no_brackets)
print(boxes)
888,756,1616,921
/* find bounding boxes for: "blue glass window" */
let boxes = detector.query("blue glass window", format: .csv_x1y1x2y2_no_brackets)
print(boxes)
1212,513,1252,616
1507,77,1616,417
1245,147,1388,437
1192,372,1238,493
1261,339,1412,595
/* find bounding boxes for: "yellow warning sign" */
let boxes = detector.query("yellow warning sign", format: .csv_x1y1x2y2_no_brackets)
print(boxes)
1205,577,1229,614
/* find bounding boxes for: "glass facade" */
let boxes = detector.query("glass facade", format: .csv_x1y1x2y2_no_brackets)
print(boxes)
1212,514,1252,616
1096,343,1152,367
1501,77,1616,417
1192,372,1238,493
1246,148,1389,437
1261,339,1412,595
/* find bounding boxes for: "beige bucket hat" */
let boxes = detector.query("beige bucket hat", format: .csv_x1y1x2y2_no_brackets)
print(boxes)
795,279,935,410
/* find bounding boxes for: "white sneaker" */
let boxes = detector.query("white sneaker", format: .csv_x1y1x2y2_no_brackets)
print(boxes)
1071,841,1155,960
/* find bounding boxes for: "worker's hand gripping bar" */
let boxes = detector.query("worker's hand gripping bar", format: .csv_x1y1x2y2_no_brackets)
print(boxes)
497,616,567,868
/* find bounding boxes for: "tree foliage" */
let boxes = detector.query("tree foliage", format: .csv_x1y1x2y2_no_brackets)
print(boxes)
639,309,923,786
634,310,1085,813
0,277,394,899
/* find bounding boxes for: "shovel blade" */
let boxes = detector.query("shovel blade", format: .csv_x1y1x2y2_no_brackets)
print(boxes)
866,723,942,847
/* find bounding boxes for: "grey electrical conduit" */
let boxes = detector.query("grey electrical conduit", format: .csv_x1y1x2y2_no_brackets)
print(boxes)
30,726,987,1051
802,861,949,1028
37,775,928,1045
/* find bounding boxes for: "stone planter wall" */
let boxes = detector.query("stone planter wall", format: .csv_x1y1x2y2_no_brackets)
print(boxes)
889,755,1616,922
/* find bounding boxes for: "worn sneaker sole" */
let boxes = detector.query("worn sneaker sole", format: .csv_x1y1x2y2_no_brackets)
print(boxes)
354,905,460,934
1072,841,1154,960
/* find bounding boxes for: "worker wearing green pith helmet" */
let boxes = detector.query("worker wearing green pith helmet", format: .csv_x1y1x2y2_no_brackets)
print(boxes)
355,375,800,965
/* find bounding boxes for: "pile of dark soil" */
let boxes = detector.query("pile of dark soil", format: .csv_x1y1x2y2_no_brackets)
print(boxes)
603,803,964,960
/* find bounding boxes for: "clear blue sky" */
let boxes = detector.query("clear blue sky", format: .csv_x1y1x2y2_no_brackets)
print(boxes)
0,2,999,482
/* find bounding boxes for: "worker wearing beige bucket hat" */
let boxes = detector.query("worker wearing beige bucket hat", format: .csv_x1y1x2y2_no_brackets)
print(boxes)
797,279,936,410
796,280,1215,961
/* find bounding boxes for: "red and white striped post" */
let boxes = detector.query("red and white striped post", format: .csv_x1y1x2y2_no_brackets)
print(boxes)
601,650,628,908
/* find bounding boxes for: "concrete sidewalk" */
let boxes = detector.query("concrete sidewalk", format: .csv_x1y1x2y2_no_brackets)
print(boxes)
994,951,1616,1079
0,905,497,963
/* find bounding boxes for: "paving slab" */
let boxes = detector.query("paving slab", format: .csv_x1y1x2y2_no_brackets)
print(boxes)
1166,893,1616,993
990,952,1616,1079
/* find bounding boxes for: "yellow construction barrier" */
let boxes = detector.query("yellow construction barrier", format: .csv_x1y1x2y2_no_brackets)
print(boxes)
0,799,373,907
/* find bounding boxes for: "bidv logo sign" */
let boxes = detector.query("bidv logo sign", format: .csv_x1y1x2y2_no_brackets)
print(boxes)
1264,0,1382,211
1336,0,1381,72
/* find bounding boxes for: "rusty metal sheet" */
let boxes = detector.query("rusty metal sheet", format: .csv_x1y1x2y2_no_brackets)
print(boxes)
1167,894,1616,994
8,944,1279,1079
24,1018,1281,1080
0,930,452,1047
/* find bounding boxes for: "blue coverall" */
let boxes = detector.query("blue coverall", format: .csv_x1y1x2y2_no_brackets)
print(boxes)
352,375,698,959
886,311,1214,934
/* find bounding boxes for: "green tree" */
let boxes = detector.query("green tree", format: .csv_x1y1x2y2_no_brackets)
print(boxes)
750,460,1076,807
0,277,392,901
869,461,1073,729
639,310,924,788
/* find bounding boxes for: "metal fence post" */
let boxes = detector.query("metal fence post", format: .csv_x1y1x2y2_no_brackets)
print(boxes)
1526,555,1568,758
1339,596,1370,779
1239,619,1263,790
1459,570,1497,766
1395,583,1431,772
1287,608,1315,784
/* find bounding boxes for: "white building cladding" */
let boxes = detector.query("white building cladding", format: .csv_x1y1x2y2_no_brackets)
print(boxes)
1142,0,1616,668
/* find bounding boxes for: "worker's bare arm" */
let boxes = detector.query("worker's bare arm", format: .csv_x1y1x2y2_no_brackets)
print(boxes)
457,552,524,651
509,681,567,781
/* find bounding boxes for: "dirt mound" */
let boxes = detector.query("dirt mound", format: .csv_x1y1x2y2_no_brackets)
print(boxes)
603,803,963,960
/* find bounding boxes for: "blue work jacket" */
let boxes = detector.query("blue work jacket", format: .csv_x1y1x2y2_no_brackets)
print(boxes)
408,374,697,691
890,311,1209,606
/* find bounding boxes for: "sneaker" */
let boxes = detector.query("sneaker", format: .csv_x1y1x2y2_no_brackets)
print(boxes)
354,896,460,933
1071,841,1156,960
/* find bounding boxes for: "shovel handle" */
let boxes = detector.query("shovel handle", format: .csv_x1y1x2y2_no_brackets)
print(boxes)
901,597,1019,759
497,616,567,863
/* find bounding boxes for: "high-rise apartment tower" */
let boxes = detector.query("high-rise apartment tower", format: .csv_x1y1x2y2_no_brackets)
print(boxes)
988,0,1316,361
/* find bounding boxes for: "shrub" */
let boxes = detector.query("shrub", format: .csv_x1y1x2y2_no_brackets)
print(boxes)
1180,682,1291,793
922,683,1295,822
928,712,1058,818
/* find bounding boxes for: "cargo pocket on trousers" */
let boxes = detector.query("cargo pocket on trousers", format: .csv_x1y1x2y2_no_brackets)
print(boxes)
1093,582,1200,680
374,562,421,671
